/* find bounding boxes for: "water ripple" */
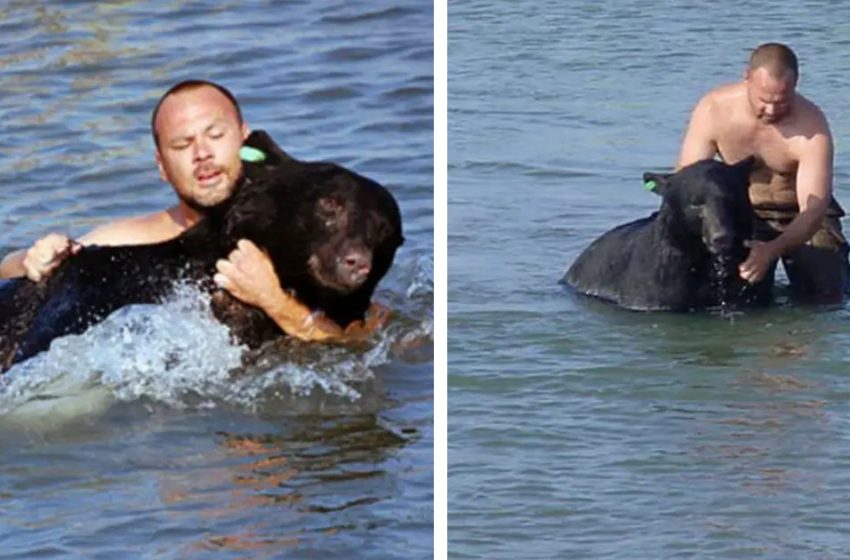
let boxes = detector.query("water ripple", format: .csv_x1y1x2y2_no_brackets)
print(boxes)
0,1,432,558
451,0,850,557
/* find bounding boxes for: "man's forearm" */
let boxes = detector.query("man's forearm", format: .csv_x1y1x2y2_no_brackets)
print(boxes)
0,249,25,279
264,295,387,343
213,239,383,342
768,202,828,256
263,292,343,342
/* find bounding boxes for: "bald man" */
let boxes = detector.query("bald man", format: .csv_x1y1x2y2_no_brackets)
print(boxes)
677,42,849,303
0,80,385,339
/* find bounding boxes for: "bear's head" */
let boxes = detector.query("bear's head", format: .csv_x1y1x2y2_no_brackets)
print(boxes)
220,159,404,327
643,157,755,297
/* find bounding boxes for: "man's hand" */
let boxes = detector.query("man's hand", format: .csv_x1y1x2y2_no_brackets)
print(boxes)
22,233,81,282
739,239,779,283
343,302,392,338
214,239,322,340
213,239,390,342
214,239,282,311
213,239,342,341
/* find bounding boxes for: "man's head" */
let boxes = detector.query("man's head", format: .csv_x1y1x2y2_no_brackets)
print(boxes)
745,43,799,124
152,80,249,211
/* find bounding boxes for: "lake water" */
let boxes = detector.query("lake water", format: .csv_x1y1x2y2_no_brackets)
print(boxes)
449,1,850,558
0,2,433,558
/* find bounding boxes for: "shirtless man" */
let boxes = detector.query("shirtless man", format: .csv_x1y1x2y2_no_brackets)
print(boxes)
0,80,385,340
677,42,849,303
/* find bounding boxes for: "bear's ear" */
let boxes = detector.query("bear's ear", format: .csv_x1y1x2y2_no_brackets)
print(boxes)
730,155,756,178
243,130,296,165
721,155,756,193
642,172,673,196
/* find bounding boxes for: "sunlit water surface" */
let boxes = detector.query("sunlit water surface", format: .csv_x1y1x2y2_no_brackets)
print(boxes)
450,1,850,558
0,2,433,558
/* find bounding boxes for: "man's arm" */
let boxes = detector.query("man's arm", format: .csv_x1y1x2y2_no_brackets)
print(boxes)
0,233,81,281
0,249,26,279
0,211,179,281
214,239,387,342
676,94,719,170
739,131,833,283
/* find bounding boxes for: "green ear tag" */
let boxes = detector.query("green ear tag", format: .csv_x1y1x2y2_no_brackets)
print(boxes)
239,146,267,162
643,179,658,192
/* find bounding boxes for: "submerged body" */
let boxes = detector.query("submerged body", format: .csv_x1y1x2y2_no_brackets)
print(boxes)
563,158,769,311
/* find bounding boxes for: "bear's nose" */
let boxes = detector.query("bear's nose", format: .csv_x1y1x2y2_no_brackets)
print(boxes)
706,230,733,253
340,250,372,284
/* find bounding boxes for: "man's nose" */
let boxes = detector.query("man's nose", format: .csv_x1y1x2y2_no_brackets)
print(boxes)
193,137,213,160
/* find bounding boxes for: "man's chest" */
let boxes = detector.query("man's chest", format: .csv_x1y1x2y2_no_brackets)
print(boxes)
716,123,798,174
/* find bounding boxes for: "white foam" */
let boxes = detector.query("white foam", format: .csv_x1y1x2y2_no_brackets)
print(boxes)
0,255,433,421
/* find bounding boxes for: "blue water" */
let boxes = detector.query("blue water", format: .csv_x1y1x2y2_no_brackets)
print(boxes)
449,1,850,558
0,2,433,558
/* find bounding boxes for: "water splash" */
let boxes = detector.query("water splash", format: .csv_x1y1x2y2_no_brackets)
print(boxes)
711,256,732,309
0,254,433,418
0,282,243,416
404,252,433,300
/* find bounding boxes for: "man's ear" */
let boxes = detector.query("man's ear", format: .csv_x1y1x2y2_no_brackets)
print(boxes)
155,150,169,182
642,172,673,196
241,122,250,141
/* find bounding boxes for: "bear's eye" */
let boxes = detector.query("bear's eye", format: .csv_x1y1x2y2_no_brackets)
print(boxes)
317,197,345,227
315,196,352,232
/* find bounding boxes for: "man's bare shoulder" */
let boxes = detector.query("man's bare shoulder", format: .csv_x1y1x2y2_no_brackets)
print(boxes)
794,92,832,137
697,82,744,111
79,210,183,247
686,83,743,131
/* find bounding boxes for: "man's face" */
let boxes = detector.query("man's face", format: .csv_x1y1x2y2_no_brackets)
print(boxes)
746,67,796,125
154,86,249,210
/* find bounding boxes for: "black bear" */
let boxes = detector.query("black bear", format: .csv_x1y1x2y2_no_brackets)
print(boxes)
562,157,769,310
0,131,404,370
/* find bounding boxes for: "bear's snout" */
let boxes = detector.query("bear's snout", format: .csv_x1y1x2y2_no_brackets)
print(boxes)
338,248,372,287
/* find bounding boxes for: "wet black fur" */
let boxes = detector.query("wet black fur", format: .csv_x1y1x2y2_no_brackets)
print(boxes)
0,131,403,370
562,158,769,310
